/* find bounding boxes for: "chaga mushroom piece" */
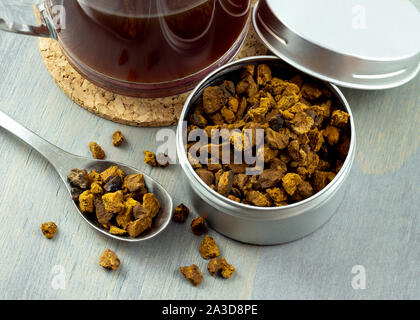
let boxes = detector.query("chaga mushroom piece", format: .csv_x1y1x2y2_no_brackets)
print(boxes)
95,199,114,225
109,226,127,236
308,129,325,152
217,171,234,196
90,182,103,196
123,174,146,193
207,257,224,275
220,80,236,97
199,235,220,260
220,106,236,123
233,173,249,190
312,170,336,192
203,86,228,115
79,190,95,213
100,166,125,182
103,175,123,193
102,191,125,214
180,264,203,286
245,191,272,207
287,140,307,164
296,180,314,198
41,222,58,239
290,112,314,135
88,170,102,186
89,142,105,159
143,150,158,167
172,204,190,223
282,173,303,196
266,187,288,205
262,145,279,163
196,168,215,186
207,257,235,279
265,128,289,150
119,198,140,228
112,131,125,147
191,217,207,236
189,113,208,128
127,214,152,237
142,193,160,218
236,74,258,97
330,110,350,127
132,203,146,220
68,169,89,189
99,249,120,271
258,169,284,189
241,65,255,78
257,64,272,85
143,151,170,168
323,126,340,145
156,153,171,167
220,259,235,279
268,115,285,131
71,187,84,204
247,106,268,123
228,195,241,202
228,96,239,113
301,83,323,101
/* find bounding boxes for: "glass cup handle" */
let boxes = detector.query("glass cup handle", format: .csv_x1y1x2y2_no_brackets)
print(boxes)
0,1,57,38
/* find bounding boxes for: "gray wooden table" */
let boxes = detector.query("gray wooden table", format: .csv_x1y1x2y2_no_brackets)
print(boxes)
0,1,419,300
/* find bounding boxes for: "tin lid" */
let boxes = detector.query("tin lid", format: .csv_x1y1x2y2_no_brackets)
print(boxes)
252,0,420,89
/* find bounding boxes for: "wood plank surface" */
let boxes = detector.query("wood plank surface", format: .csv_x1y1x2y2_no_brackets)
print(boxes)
0,0,418,299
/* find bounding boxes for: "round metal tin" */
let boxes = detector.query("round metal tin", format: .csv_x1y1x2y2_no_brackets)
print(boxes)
253,0,420,90
176,56,356,245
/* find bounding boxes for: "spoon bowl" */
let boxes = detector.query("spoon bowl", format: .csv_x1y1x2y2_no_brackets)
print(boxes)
0,110,173,242
65,159,173,242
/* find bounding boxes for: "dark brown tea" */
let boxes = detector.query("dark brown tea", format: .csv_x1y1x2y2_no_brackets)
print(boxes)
52,0,250,84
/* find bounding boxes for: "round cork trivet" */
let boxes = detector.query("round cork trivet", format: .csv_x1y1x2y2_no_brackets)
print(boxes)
39,8,267,126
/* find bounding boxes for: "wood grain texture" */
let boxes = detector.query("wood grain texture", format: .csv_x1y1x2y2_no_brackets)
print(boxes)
0,1,419,300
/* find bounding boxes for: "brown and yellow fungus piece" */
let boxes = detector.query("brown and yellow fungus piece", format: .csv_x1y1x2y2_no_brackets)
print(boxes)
199,235,220,260
180,264,203,286
112,131,125,147
99,249,120,271
41,222,58,239
89,142,105,159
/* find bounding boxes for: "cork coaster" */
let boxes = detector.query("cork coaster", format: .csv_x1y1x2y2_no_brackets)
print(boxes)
39,9,267,126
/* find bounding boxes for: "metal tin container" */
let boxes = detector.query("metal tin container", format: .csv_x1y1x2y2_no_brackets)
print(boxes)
252,0,420,90
176,56,356,245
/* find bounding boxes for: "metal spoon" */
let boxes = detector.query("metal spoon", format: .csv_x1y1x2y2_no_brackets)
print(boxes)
0,110,173,242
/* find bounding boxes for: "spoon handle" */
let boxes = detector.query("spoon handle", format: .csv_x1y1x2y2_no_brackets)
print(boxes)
0,110,72,174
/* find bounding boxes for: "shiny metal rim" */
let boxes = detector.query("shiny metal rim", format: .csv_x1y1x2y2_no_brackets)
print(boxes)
252,3,420,90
